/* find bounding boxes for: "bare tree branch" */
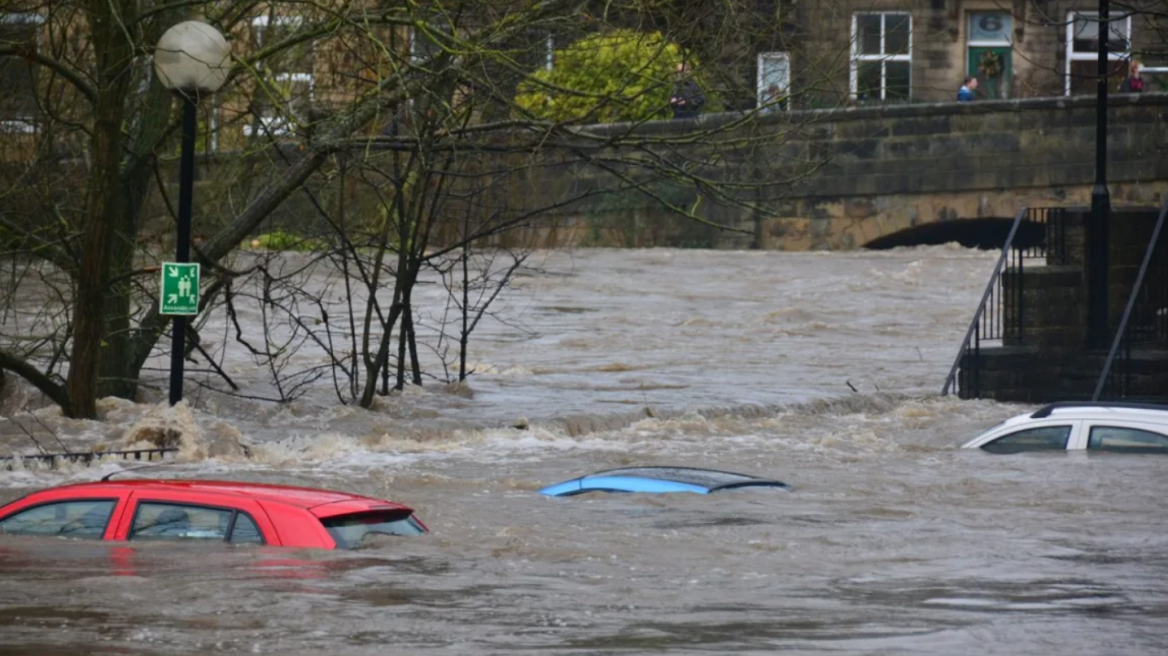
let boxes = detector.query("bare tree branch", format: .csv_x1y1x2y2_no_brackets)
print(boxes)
0,47,97,105
0,347,70,411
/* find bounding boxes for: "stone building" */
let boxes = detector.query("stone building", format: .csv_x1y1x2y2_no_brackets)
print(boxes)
782,0,1166,106
2,2,1165,145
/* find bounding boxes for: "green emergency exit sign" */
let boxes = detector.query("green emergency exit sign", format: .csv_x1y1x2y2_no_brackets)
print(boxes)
160,262,200,316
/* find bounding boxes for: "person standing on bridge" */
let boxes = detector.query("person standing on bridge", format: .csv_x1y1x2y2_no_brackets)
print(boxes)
957,76,978,102
1119,60,1144,93
670,62,705,119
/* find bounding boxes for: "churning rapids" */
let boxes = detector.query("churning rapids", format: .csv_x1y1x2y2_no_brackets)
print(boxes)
1,247,1166,655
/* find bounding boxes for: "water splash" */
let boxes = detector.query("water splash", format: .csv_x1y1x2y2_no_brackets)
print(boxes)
119,402,249,461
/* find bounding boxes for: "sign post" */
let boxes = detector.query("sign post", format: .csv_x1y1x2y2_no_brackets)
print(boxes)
160,263,201,316
154,20,228,408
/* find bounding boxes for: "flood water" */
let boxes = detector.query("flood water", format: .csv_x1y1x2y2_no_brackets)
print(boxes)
1,247,1166,655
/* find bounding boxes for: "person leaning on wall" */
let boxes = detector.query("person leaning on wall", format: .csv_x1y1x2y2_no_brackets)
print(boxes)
670,62,705,119
1119,60,1144,93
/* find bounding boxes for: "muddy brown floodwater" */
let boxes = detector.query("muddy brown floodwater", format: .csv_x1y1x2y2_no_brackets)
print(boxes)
1,247,1165,655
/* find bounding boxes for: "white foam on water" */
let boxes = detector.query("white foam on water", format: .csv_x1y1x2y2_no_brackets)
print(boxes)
479,427,635,458
471,362,537,377
890,260,925,286
0,391,1008,491
0,455,170,489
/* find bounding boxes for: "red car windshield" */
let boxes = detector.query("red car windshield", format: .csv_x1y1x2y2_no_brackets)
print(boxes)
320,510,426,548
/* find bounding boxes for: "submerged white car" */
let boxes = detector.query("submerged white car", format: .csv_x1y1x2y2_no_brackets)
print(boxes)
962,402,1168,454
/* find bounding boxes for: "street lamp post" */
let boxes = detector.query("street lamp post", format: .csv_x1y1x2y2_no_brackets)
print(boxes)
1088,2,1111,349
153,21,231,405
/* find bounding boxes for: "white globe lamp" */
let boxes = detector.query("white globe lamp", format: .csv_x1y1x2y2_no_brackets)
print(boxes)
154,21,231,98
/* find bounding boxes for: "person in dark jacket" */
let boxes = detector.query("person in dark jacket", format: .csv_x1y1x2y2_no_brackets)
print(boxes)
1119,60,1144,93
670,63,705,119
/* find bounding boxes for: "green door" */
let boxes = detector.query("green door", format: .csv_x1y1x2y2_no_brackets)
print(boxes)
968,47,1012,99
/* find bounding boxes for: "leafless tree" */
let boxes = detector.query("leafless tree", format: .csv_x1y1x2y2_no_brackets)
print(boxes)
0,0,829,417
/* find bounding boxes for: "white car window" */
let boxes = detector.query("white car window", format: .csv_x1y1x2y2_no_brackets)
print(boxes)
1088,425,1168,453
982,425,1073,453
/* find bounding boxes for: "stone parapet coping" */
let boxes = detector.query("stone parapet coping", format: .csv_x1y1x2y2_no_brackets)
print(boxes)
581,92,1168,136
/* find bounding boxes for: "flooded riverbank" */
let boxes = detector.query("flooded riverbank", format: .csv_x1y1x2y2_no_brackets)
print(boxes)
2,247,1165,655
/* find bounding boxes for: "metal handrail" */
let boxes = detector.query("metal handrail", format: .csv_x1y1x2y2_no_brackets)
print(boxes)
1092,195,1168,400
0,447,177,469
941,207,1028,395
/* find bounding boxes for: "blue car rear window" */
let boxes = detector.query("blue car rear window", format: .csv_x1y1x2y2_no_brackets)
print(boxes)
587,467,759,489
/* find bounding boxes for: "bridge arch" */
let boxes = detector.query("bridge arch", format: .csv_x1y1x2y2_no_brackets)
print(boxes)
861,217,1048,251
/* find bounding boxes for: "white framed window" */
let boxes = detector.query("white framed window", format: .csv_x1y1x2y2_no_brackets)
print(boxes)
0,12,45,132
851,12,912,102
1065,10,1132,96
757,52,789,112
1139,63,1168,92
248,14,314,137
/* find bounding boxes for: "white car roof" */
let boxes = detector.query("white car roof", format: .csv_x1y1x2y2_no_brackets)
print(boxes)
964,402,1168,449
1021,402,1168,423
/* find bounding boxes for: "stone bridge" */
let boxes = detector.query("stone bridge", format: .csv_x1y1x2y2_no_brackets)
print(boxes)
510,93,1168,250
130,93,1168,252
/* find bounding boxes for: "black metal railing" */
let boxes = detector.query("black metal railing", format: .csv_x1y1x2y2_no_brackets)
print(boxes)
0,447,177,470
942,206,1067,397
1040,206,1070,265
1093,197,1168,401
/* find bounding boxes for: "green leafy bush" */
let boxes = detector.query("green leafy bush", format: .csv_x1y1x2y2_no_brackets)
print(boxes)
243,229,328,252
515,30,709,123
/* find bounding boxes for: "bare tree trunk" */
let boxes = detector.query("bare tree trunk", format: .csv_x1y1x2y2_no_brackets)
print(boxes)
359,301,402,407
395,300,408,391
459,229,470,382
65,0,136,418
394,277,422,389
405,300,422,386
100,24,178,401
336,155,361,402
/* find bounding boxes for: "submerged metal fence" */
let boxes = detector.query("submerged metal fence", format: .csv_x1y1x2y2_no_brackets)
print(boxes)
0,447,176,470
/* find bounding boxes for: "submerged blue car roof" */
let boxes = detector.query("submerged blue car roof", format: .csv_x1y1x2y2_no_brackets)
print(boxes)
539,466,789,497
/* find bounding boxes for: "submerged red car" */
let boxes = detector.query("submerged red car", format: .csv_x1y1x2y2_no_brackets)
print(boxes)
0,479,427,549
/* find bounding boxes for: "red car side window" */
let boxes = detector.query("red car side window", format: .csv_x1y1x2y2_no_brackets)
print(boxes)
0,499,117,540
229,512,264,544
129,501,265,544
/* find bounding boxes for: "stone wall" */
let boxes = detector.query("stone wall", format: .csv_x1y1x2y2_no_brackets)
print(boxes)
139,93,1168,252
960,347,1168,402
535,93,1168,250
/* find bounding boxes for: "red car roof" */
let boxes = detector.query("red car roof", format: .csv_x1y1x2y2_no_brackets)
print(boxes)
43,479,411,511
